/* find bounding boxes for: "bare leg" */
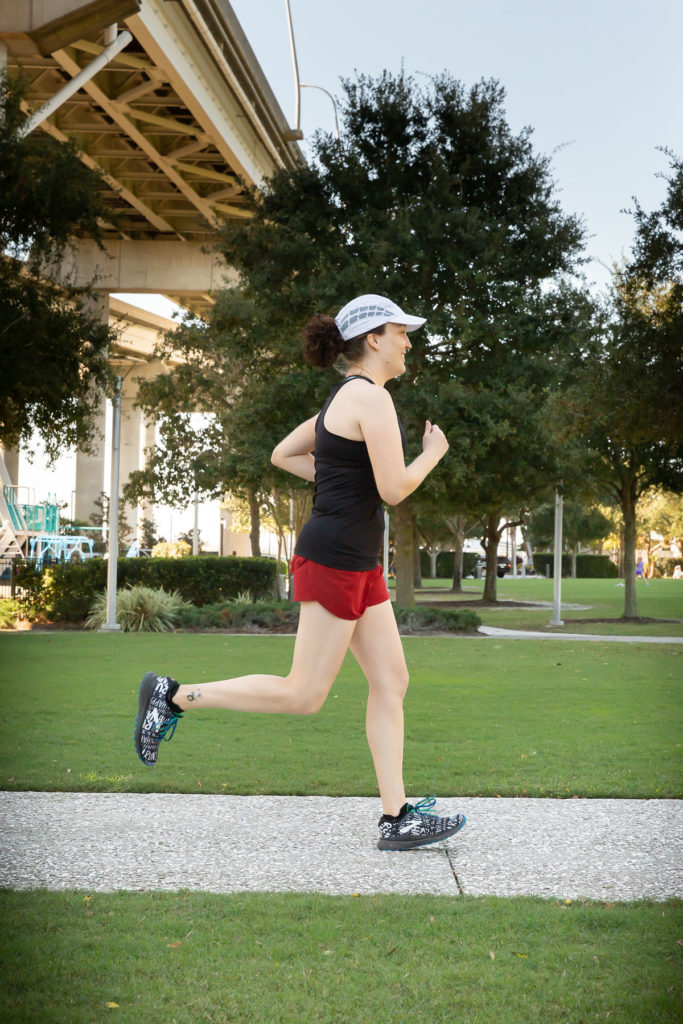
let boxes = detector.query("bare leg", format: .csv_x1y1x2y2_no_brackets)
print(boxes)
173,601,356,714
350,599,409,816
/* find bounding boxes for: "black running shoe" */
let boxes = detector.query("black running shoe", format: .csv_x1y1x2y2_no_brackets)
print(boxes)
134,672,182,767
377,797,466,851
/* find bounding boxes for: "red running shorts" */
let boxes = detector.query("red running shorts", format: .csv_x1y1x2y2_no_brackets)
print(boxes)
290,554,390,621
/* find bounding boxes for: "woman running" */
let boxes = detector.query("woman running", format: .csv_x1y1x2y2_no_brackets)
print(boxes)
135,294,466,851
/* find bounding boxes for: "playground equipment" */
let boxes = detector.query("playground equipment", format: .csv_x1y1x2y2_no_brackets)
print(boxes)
28,533,98,569
0,451,61,560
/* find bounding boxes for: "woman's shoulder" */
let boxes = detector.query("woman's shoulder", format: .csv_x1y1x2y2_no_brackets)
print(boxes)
341,379,395,422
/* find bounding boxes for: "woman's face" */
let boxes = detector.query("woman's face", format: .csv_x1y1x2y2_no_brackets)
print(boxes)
378,322,412,376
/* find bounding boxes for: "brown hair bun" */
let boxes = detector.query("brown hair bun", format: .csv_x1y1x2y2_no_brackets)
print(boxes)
302,313,344,368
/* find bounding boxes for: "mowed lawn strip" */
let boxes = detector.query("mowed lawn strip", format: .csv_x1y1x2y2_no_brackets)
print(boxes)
1,634,680,797
412,577,683,636
0,890,680,1024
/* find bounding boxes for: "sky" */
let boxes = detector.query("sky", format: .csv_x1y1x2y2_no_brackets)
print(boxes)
16,0,683,545
230,0,681,290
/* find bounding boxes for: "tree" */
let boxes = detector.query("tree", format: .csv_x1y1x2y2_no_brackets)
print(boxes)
221,72,586,605
89,491,132,556
636,488,683,572
130,72,585,604
0,75,116,460
527,501,613,577
557,152,683,616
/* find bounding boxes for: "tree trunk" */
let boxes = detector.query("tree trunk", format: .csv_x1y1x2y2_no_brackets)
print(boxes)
394,499,415,607
450,515,466,593
412,514,422,588
429,550,438,578
571,546,577,578
248,488,261,556
621,474,639,619
482,512,501,603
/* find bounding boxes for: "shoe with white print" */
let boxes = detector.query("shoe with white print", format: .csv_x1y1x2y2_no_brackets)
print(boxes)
377,797,466,851
134,672,182,767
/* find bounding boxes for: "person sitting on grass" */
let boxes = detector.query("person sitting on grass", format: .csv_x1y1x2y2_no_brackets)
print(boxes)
134,294,466,852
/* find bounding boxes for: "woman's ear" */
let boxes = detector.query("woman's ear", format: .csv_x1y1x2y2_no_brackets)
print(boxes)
366,331,382,351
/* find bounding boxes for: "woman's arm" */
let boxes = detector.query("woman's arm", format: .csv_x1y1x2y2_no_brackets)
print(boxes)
271,415,317,482
357,388,448,505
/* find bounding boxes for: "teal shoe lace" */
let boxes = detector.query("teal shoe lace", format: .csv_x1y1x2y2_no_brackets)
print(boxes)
410,796,437,815
155,712,183,742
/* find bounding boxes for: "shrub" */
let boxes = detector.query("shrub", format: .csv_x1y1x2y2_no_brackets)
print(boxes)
86,585,190,632
532,553,618,578
176,600,480,634
0,597,22,629
419,550,479,579
393,605,480,633
13,556,277,621
176,597,299,632
151,540,191,558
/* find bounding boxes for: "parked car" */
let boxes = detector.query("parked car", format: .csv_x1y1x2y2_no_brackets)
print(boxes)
476,555,521,577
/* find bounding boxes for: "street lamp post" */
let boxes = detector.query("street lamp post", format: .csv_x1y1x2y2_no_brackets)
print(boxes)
549,488,564,626
100,376,122,632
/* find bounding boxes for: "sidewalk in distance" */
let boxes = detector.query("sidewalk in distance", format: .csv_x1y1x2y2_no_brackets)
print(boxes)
1,793,680,901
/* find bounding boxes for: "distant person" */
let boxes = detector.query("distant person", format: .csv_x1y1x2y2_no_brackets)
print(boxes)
673,565,682,579
636,558,645,580
134,294,466,851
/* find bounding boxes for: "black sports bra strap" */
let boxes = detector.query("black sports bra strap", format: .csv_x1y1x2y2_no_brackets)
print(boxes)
341,374,374,385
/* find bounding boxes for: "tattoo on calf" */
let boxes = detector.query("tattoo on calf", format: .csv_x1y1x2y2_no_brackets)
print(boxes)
186,687,203,703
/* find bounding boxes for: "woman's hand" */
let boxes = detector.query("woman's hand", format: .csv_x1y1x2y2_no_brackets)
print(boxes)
422,420,449,460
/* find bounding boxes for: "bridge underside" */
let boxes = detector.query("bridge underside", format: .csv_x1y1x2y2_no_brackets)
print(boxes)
1,1,302,540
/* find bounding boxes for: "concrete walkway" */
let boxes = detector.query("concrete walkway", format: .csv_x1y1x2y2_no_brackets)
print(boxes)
1,792,680,901
478,626,683,643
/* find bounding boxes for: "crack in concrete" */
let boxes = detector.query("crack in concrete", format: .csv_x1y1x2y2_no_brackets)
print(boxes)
443,844,464,895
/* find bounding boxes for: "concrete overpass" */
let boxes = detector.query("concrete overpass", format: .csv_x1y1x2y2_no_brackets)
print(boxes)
1,0,303,536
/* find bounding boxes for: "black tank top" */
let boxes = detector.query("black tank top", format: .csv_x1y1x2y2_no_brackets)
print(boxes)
295,375,407,571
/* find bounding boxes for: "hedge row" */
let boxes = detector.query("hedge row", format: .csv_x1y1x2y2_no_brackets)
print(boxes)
419,551,479,579
532,553,618,578
14,556,277,622
178,600,481,634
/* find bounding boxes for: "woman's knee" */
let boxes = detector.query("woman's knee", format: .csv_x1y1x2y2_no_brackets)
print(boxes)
282,673,331,715
369,666,409,701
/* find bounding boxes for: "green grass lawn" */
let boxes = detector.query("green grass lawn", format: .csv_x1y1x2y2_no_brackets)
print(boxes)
2,633,680,797
0,890,679,1024
411,576,683,635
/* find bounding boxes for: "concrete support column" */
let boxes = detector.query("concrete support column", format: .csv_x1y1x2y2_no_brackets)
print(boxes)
0,446,20,487
119,375,143,540
74,293,109,523
138,413,156,542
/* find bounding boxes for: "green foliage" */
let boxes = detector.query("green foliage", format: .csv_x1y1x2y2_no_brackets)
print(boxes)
86,586,189,632
532,553,618,578
13,557,277,621
176,598,299,632
0,74,116,459
176,599,480,634
0,598,22,628
553,151,683,617
419,550,479,578
527,502,613,551
128,71,587,580
393,604,480,632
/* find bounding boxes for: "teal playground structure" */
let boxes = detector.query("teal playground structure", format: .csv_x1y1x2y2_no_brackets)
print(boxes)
28,533,98,568
0,452,107,568
3,485,59,534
